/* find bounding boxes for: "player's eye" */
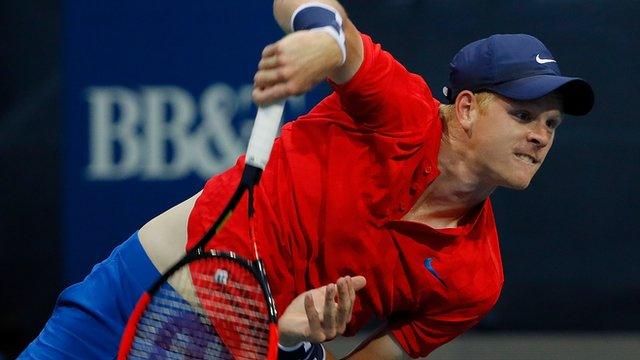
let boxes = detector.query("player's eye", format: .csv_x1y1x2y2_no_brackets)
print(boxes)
510,110,532,122
546,118,561,130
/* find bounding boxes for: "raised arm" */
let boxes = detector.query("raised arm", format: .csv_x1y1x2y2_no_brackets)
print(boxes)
272,0,363,84
252,0,363,105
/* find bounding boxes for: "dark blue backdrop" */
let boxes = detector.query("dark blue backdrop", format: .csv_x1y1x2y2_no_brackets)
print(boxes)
2,2,636,355
343,0,640,330
63,0,325,283
62,0,640,331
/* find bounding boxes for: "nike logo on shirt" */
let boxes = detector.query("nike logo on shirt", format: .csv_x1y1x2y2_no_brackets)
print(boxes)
424,257,447,288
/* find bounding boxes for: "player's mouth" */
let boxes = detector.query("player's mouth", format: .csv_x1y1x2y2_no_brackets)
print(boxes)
514,153,539,165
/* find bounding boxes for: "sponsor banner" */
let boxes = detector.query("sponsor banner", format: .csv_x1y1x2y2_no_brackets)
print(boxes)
64,0,326,283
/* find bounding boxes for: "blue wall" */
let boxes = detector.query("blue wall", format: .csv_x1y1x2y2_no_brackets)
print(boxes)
1,0,638,357
344,0,639,330
63,0,325,283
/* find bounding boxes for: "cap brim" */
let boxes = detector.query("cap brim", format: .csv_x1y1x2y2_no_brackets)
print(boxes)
486,74,594,116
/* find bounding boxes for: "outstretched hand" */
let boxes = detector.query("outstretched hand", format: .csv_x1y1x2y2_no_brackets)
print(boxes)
252,30,343,106
278,275,366,346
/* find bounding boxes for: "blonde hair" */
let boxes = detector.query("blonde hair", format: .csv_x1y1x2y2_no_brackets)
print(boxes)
439,91,497,123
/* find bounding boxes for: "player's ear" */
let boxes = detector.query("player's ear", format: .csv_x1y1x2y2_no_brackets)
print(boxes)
454,90,476,134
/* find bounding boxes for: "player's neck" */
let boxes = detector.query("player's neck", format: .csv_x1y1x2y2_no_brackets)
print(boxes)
403,135,495,228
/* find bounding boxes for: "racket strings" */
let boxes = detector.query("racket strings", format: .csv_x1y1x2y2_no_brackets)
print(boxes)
129,287,232,359
192,259,271,359
127,257,272,359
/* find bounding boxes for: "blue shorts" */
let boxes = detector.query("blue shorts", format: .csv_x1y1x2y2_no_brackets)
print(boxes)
19,232,160,359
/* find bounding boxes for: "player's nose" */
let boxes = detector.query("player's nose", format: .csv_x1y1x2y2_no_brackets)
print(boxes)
526,121,551,148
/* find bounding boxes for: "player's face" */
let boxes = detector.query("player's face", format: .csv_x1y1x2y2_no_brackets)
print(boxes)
470,93,563,189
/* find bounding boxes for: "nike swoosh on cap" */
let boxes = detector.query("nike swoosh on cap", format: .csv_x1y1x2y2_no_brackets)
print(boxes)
536,54,557,64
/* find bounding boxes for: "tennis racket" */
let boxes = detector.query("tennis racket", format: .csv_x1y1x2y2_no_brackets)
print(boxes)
117,101,285,360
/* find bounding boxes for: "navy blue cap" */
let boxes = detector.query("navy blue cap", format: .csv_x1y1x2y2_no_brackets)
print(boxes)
443,34,594,116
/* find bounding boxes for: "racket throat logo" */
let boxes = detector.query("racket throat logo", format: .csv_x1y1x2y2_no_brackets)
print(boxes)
214,269,229,285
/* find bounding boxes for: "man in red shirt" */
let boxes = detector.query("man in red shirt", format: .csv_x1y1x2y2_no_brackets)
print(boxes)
21,1,593,359
243,1,592,358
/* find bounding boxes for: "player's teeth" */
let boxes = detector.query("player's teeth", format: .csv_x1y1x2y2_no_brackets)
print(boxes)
516,154,534,163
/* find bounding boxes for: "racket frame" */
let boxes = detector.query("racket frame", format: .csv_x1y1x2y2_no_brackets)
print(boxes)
118,249,278,359
119,101,285,360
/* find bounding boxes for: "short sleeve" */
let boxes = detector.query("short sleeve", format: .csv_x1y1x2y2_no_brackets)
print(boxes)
389,309,483,358
328,34,438,135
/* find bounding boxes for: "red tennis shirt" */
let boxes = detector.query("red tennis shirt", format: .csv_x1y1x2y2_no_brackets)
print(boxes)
187,34,504,358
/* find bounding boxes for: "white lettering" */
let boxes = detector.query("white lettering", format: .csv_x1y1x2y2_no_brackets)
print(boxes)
84,84,307,181
142,86,196,180
192,84,244,177
86,87,141,180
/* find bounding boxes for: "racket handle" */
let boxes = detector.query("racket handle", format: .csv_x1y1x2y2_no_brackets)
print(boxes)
245,100,285,170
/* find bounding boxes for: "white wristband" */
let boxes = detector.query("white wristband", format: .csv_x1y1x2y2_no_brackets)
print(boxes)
310,25,347,65
290,2,347,65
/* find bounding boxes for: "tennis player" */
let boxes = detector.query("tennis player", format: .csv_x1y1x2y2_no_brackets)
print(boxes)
21,0,594,359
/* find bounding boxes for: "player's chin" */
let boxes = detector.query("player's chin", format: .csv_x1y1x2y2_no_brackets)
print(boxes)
500,171,535,190
506,180,532,190
503,161,544,189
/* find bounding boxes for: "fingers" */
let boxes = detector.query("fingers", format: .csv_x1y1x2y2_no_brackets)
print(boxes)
301,275,367,343
254,67,287,89
253,42,291,105
318,277,363,340
261,43,278,58
348,275,356,304
322,284,338,338
252,31,340,105
252,84,292,106
350,275,367,291
304,293,323,341
258,54,279,70
335,277,351,332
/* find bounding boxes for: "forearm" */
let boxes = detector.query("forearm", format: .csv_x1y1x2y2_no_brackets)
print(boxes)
271,0,362,84
253,1,362,104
